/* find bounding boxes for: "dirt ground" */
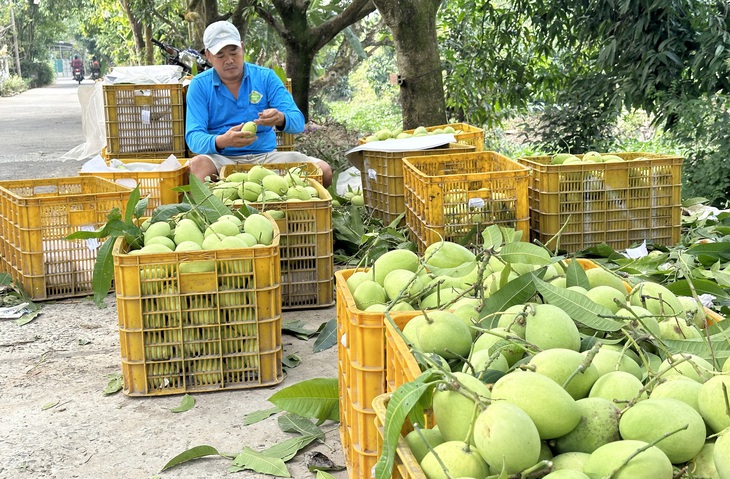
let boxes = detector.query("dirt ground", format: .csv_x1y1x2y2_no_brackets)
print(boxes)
0,79,348,479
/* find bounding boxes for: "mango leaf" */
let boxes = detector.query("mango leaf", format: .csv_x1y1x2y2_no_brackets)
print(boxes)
268,378,339,422
500,242,552,266
151,203,192,223
260,434,318,461
481,224,503,250
41,399,60,410
687,242,730,260
373,374,434,479
565,260,590,289
501,226,523,243
666,278,729,299
282,320,319,339
92,237,116,307
188,174,230,223
282,354,301,368
123,186,142,223
103,372,123,395
313,318,337,352
661,332,730,362
170,394,195,413
533,275,624,332
316,471,338,479
160,445,221,472
229,447,290,476
243,406,281,426
278,413,325,440
479,271,540,320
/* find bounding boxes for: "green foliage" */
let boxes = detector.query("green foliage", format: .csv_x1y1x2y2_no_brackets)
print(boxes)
324,62,402,135
294,120,361,174
0,75,29,96
19,60,56,88
666,94,730,208
524,81,622,154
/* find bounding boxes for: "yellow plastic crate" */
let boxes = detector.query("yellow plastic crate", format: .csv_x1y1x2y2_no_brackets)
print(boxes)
103,83,186,159
335,269,421,479
112,216,283,396
0,177,131,300
403,151,530,254
79,157,189,216
219,161,323,185
518,153,683,252
373,393,428,479
360,143,476,225
244,179,334,309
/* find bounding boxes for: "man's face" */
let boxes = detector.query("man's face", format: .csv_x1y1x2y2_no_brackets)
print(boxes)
206,43,244,82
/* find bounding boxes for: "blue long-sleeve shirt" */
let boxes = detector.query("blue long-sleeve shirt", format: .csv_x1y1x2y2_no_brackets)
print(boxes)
185,63,304,156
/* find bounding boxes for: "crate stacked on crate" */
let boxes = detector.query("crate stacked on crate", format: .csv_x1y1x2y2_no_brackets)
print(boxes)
0,177,131,301
359,143,476,225
335,268,420,479
276,79,296,152
518,152,683,252
218,162,333,309
402,151,530,254
103,82,187,159
112,215,283,396
79,157,189,217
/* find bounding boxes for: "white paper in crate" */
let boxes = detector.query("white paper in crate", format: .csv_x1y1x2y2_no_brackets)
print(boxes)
345,134,457,171
103,65,183,85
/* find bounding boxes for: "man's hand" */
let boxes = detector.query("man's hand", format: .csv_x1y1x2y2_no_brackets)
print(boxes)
216,124,257,150
255,108,285,128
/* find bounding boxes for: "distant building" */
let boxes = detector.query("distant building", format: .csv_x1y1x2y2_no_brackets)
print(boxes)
50,41,75,77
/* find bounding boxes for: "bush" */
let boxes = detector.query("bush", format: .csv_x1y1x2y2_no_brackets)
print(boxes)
667,94,730,207
294,119,362,174
0,75,29,96
19,59,55,88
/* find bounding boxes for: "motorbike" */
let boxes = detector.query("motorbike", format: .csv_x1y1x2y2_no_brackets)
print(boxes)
90,67,101,81
153,39,211,75
72,67,84,84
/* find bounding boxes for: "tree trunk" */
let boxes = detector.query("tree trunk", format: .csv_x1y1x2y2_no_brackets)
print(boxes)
119,0,145,64
144,24,154,65
372,0,446,129
257,0,376,121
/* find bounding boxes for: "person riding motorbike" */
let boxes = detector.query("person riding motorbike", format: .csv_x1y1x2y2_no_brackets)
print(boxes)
90,56,101,79
71,54,84,77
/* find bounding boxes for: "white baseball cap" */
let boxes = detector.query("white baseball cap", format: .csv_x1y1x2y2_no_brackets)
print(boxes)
203,21,241,54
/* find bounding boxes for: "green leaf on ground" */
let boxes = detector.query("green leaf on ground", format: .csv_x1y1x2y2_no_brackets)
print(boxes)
243,406,281,425
170,394,195,413
282,354,301,368
103,373,123,395
229,447,290,476
41,399,60,410
268,378,339,422
282,320,320,339
313,318,337,352
316,470,339,479
278,413,325,440
160,445,221,472
261,434,318,461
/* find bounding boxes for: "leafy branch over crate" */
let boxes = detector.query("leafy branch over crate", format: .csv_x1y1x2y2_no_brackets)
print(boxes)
65,175,256,306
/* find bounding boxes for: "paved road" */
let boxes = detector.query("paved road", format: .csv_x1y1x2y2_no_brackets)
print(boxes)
0,77,94,181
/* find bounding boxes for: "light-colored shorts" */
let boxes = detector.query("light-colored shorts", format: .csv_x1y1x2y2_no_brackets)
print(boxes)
201,151,321,172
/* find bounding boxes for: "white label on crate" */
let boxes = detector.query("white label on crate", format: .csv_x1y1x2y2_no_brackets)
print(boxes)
368,168,377,180
79,225,100,251
468,197,485,209
140,107,151,125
